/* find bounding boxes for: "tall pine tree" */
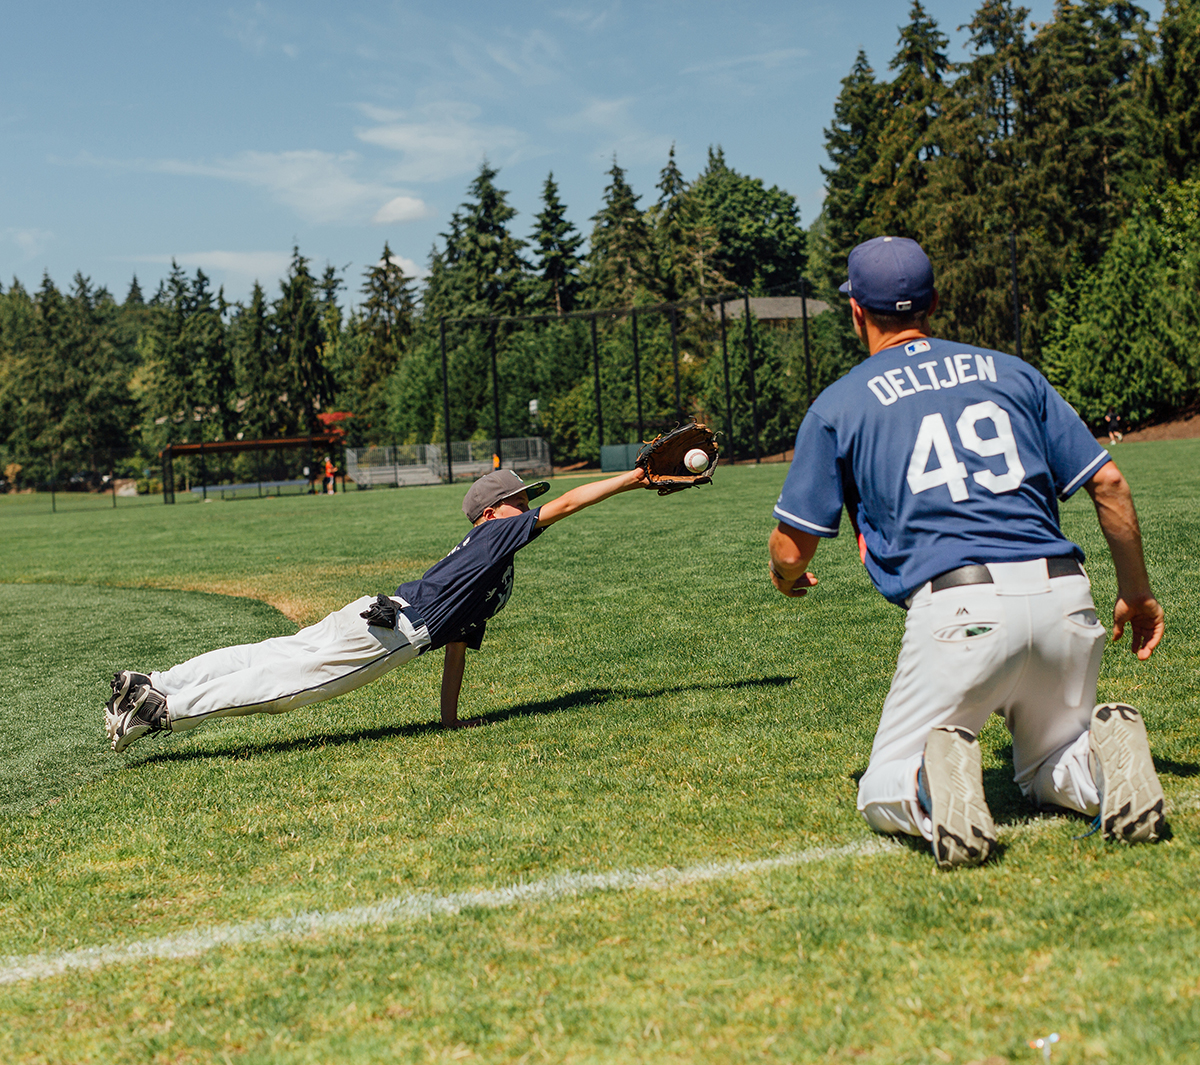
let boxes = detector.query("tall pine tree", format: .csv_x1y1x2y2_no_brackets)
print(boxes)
816,50,886,293
866,2,951,235
586,157,654,307
1149,0,1200,181
530,173,583,315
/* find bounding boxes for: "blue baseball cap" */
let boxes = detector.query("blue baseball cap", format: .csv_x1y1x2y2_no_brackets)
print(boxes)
838,236,934,313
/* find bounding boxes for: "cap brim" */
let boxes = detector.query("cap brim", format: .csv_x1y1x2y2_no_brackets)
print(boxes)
501,480,550,505
838,281,851,295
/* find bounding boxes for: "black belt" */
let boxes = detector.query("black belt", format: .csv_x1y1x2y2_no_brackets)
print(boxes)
400,603,426,630
930,557,1082,592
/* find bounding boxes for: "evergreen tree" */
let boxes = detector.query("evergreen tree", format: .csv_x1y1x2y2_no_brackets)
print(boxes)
274,247,334,435
915,1,1035,355
650,144,700,303
530,173,583,315
453,163,529,318
1025,1,1156,264
351,244,416,439
230,281,281,439
586,156,654,307
1043,184,1200,423
817,51,886,292
1149,0,1200,181
866,2,951,234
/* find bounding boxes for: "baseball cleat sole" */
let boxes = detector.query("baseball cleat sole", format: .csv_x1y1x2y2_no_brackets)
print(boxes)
111,670,152,704
923,725,997,869
1090,703,1166,843
105,685,169,753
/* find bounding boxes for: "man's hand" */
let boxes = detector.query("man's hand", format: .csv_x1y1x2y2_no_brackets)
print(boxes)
1112,594,1164,660
768,523,821,599
769,562,819,597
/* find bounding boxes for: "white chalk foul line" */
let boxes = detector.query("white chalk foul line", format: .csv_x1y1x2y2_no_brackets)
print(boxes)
0,839,895,986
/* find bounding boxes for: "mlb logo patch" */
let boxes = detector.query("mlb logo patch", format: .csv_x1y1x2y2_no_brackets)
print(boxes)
904,340,932,356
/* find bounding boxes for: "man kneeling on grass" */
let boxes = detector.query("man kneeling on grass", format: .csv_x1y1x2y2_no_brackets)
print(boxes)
105,467,647,752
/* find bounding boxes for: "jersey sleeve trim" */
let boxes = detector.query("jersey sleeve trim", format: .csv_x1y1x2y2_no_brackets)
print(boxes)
772,505,838,535
1059,451,1111,499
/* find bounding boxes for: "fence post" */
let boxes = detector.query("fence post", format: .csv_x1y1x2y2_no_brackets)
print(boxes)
1010,228,1022,360
440,317,454,484
162,446,174,504
800,277,813,410
490,320,502,469
631,309,644,442
111,455,117,508
742,291,761,464
719,298,735,462
590,315,604,450
50,452,56,513
670,306,682,423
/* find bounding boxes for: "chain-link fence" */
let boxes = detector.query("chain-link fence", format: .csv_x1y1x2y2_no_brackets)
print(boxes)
346,437,551,488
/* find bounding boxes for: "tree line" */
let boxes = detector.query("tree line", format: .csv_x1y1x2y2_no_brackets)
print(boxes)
815,0,1200,425
2,0,1198,491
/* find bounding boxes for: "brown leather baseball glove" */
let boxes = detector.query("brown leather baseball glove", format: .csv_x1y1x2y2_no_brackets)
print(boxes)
635,422,719,495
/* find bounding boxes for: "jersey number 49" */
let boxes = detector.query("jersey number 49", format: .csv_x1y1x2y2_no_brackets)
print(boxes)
906,401,1026,502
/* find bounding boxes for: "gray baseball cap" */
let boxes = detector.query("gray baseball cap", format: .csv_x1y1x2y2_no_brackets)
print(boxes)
462,469,550,522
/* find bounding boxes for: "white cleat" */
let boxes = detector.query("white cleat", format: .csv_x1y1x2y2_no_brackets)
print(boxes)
1090,703,1166,843
920,725,997,869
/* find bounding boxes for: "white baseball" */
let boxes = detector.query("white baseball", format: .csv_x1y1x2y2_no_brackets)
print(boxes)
684,448,709,473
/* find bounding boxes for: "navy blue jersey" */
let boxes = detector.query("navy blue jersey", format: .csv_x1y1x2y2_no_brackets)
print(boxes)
397,508,543,650
773,337,1110,606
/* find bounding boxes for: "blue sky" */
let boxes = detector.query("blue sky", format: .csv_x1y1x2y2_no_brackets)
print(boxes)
2,1,1158,307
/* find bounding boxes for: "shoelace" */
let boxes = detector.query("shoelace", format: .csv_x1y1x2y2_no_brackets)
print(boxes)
1072,814,1101,840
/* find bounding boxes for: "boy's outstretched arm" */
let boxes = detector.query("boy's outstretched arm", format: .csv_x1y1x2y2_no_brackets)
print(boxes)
535,468,646,527
440,641,469,728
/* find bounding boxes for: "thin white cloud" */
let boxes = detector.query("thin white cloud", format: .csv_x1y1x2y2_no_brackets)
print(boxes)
550,4,617,33
372,196,430,225
484,29,563,85
551,97,673,167
4,227,55,259
384,253,427,280
681,48,810,75
153,151,392,224
69,149,421,226
128,251,293,288
355,102,527,183
226,2,300,59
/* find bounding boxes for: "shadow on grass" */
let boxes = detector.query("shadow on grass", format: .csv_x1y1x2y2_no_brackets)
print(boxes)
138,674,798,765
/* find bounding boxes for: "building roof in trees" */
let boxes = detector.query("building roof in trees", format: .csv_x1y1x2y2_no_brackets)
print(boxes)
715,296,830,321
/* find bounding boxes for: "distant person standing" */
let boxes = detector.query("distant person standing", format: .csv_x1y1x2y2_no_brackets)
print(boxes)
1105,407,1124,445
324,455,337,494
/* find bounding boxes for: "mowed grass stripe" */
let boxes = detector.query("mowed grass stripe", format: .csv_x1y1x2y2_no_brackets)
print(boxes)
13,796,1183,989
0,839,895,985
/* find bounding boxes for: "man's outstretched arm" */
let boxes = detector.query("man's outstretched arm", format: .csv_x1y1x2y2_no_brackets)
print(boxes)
535,468,646,527
1084,461,1163,660
768,522,821,598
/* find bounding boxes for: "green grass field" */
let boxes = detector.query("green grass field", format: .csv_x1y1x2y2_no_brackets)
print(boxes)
1,443,1198,1064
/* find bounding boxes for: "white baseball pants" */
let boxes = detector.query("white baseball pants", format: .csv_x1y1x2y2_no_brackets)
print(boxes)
151,596,431,732
857,559,1107,839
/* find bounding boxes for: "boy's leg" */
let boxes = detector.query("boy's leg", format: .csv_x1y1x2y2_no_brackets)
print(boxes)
164,596,430,732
